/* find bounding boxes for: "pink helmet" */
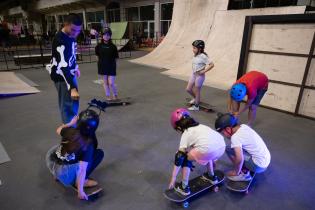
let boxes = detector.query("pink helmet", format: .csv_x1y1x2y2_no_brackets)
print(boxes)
170,108,191,129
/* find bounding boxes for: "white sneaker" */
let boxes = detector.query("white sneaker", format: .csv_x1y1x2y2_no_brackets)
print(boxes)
189,98,195,105
188,105,199,111
227,171,252,181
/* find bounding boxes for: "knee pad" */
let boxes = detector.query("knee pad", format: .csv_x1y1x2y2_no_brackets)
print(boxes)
174,151,187,167
182,158,194,169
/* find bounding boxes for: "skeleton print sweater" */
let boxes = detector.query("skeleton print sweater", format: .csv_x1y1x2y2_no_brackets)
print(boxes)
49,31,78,90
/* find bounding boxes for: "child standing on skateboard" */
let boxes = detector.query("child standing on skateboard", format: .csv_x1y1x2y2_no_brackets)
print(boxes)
168,108,226,196
186,40,214,111
215,113,271,181
228,70,268,126
95,27,119,100
46,109,104,200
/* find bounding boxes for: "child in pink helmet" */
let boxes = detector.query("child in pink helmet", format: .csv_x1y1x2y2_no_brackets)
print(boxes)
168,108,225,196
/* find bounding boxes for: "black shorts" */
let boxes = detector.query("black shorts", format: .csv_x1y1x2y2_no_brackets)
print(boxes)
98,68,116,76
98,62,116,76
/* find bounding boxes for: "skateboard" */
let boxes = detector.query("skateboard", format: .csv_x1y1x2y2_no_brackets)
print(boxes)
225,172,256,194
105,97,131,106
71,185,103,200
54,177,103,200
164,170,225,208
89,98,107,112
185,98,215,112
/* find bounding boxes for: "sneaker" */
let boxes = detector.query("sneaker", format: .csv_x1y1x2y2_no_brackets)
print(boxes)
188,105,199,111
202,173,219,185
174,182,191,196
227,171,252,181
189,98,195,105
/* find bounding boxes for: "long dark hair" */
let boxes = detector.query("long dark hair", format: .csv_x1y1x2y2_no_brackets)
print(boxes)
199,48,208,56
176,116,199,132
61,128,92,155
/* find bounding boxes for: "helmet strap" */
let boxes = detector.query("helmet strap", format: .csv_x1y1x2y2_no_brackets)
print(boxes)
224,127,234,136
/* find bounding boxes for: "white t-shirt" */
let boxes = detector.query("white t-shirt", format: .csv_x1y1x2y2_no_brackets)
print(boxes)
231,124,271,168
192,53,212,73
179,124,225,153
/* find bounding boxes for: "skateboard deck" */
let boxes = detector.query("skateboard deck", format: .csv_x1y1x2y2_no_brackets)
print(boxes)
105,97,131,106
71,185,103,199
164,170,224,208
226,172,256,194
185,98,215,112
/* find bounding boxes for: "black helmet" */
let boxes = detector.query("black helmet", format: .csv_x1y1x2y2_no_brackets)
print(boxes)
215,113,238,132
103,27,112,36
192,40,205,49
77,109,99,136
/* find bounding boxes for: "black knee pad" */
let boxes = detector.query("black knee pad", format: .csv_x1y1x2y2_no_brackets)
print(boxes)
182,158,194,169
174,151,187,167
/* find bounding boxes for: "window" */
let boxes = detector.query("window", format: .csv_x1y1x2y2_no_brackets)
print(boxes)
107,2,120,23
228,0,300,9
86,12,95,22
107,9,120,23
95,11,105,22
161,3,173,20
161,20,171,36
160,3,173,36
252,0,266,8
228,0,251,9
140,5,154,21
126,7,139,21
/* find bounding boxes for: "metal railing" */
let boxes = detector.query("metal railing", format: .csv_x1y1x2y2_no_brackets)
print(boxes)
0,37,132,71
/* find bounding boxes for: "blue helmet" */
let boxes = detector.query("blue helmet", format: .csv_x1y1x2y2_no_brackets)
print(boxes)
230,83,247,102
77,109,99,136
215,113,238,132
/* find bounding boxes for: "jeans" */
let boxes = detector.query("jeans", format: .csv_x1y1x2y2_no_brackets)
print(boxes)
46,145,104,186
252,88,267,106
225,146,266,173
54,81,79,124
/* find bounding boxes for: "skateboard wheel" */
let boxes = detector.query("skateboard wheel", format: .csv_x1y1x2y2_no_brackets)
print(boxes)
245,190,249,195
213,186,219,192
182,201,189,208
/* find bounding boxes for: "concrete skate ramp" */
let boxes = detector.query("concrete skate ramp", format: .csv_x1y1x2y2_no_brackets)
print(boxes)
0,72,40,96
131,0,306,90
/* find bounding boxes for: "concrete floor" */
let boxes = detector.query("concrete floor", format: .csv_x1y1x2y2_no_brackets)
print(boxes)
0,53,314,210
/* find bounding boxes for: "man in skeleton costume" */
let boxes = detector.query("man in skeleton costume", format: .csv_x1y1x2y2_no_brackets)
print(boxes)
48,14,82,124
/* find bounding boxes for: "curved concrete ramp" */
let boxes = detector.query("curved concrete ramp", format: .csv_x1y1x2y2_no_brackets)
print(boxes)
131,0,305,89
0,72,40,96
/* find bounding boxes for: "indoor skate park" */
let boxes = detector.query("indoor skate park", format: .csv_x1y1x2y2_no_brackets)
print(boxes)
0,0,315,210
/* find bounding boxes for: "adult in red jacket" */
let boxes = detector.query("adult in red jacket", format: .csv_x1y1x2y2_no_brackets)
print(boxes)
228,70,268,126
